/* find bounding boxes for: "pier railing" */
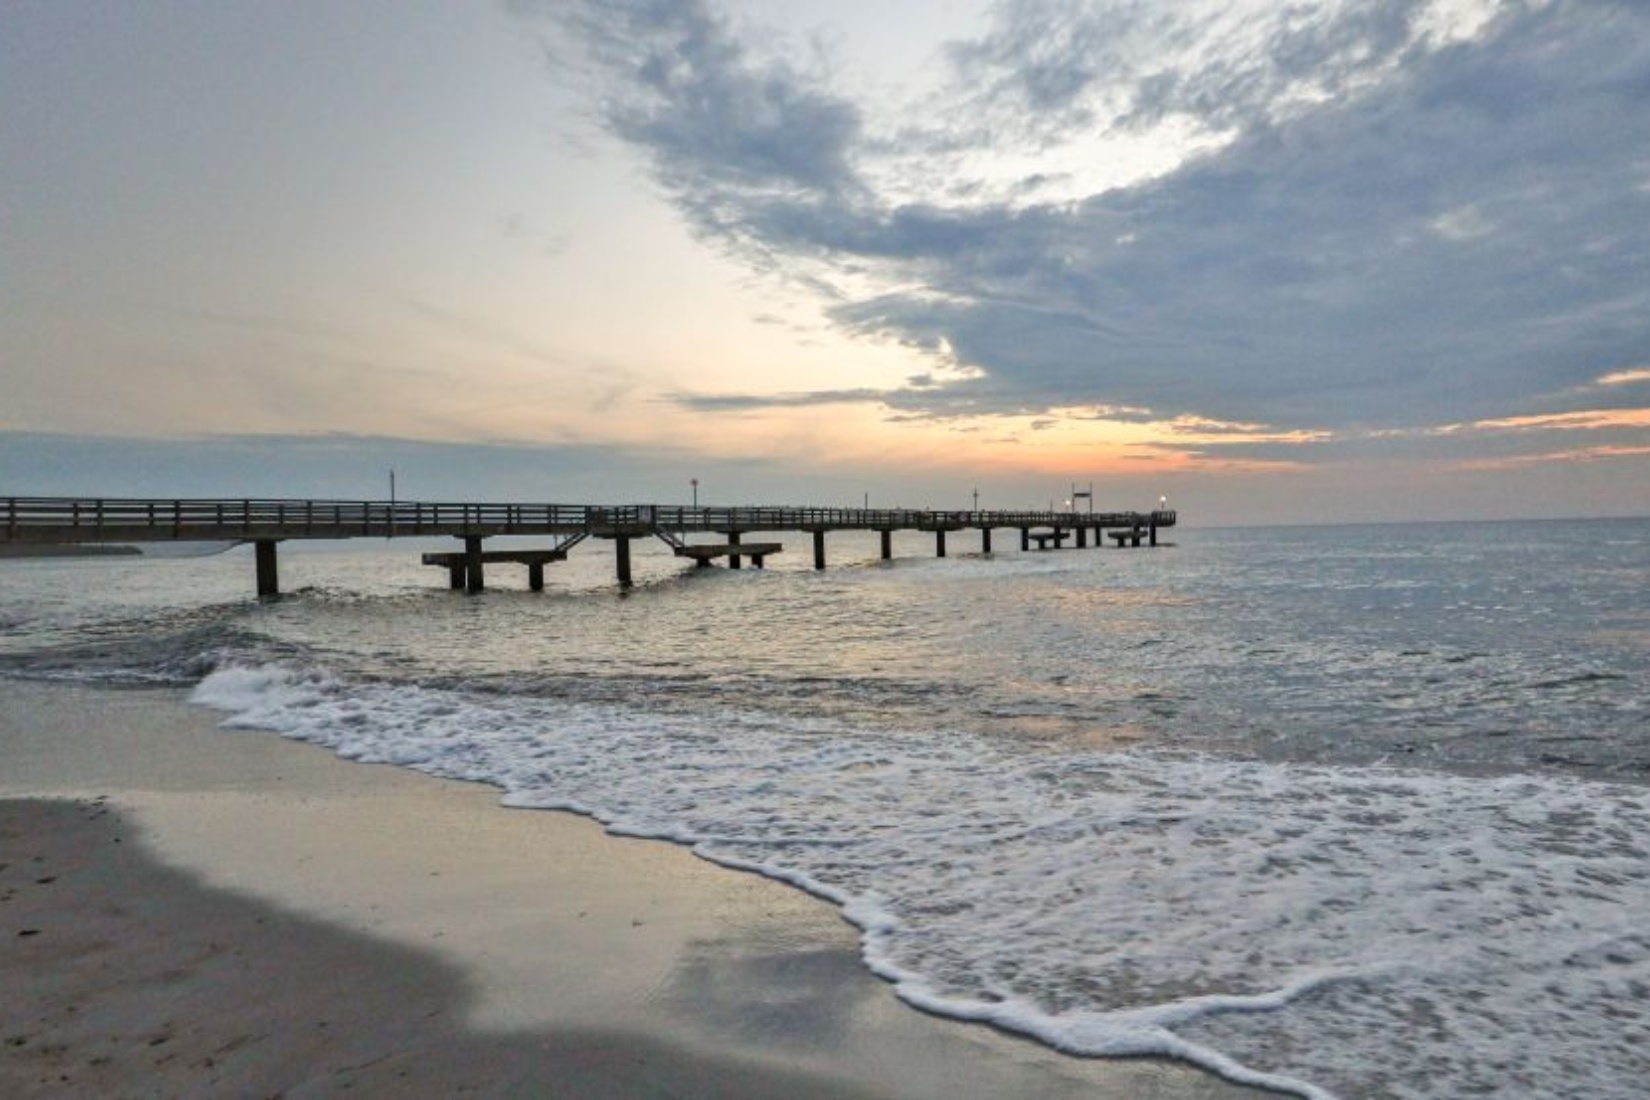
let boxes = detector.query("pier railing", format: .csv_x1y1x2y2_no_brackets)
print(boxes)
2,497,588,542
2,497,1175,545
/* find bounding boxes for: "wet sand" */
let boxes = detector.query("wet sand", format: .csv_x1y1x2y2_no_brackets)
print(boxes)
0,680,1276,1099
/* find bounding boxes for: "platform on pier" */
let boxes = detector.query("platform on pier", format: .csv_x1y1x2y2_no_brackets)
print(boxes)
673,542,782,566
420,549,572,567
421,547,574,592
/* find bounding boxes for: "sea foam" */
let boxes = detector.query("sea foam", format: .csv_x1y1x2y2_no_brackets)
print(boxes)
191,661,1650,1099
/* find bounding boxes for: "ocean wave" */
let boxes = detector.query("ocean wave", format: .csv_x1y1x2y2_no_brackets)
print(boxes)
0,616,282,686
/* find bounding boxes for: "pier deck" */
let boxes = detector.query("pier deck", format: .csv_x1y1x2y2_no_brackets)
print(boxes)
2,497,1175,595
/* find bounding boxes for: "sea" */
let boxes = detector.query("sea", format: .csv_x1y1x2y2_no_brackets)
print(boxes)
2,518,1647,1099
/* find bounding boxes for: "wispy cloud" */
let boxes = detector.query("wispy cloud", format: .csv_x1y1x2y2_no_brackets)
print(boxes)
1457,444,1650,471
667,386,893,411
933,0,1491,161
1128,402,1650,468
1596,367,1650,388
1424,407,1650,436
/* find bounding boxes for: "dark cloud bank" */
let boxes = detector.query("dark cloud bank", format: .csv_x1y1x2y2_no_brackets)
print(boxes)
523,0,1650,436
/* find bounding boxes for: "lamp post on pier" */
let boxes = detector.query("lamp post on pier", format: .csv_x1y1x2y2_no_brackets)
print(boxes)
1071,482,1093,514
691,478,699,508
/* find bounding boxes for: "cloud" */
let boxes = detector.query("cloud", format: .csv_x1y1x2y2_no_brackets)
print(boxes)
667,387,894,411
1455,443,1650,470
524,0,1650,436
1596,367,1650,388
1129,401,1650,468
524,0,865,226
1452,408,1650,434
939,0,1471,143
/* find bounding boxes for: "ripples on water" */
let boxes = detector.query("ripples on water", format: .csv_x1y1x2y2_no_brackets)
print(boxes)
3,519,1648,1098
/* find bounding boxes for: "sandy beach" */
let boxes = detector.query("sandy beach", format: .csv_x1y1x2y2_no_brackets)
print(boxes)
1,679,1274,1099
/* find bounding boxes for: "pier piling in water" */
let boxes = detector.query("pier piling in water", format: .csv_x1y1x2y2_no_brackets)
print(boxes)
615,535,632,588
464,536,485,593
254,539,279,597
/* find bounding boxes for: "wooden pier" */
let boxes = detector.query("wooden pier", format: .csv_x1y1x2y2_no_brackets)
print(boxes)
1,497,1176,595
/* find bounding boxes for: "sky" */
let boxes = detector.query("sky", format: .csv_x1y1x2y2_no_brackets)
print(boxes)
3,0,1649,525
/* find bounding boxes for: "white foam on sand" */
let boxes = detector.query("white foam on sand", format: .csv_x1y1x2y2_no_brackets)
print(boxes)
192,662,1650,1100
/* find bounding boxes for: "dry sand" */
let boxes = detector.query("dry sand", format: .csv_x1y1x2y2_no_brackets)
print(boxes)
0,679,1278,1099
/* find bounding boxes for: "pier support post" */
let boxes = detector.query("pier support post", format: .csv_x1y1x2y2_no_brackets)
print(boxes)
726,531,742,570
254,539,279,598
1020,528,1030,552
615,535,633,588
464,536,485,594
1150,516,1158,546
1077,527,1087,549
751,553,766,569
935,530,947,558
981,528,992,554
879,530,892,560
813,530,826,570
447,564,463,589
528,562,545,591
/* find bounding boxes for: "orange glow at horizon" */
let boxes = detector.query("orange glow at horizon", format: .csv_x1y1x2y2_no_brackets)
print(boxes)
579,398,1321,478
